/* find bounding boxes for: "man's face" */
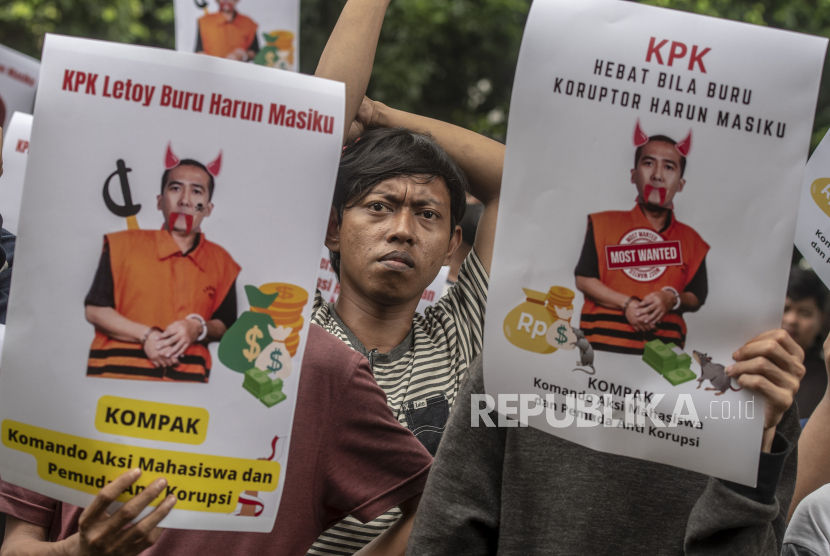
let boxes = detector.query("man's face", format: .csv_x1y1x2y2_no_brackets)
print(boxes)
157,164,213,234
631,140,686,209
782,296,824,351
217,0,238,14
326,176,462,306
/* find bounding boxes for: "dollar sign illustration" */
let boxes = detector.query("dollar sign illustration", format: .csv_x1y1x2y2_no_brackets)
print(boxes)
555,324,568,346
267,348,283,373
243,325,263,362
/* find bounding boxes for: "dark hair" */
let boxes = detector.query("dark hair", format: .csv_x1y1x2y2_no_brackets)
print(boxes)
787,265,829,311
329,127,469,278
161,159,215,200
634,135,687,177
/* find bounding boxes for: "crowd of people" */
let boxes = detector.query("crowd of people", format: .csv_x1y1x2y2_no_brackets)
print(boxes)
0,0,829,554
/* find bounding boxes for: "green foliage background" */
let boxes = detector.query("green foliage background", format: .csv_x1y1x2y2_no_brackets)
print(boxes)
1,0,829,146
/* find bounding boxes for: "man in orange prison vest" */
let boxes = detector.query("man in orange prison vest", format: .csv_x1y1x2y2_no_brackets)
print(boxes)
575,121,708,355
195,0,259,62
84,146,240,382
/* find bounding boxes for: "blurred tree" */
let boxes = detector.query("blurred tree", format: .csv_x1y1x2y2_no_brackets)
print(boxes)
1,0,829,145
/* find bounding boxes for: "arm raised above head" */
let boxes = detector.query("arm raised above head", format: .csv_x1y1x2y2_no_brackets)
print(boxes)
314,0,392,142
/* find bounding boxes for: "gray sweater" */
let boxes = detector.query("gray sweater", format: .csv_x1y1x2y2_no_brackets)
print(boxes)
406,355,797,556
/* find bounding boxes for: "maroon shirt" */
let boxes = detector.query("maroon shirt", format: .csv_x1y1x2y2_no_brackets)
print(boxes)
0,324,432,555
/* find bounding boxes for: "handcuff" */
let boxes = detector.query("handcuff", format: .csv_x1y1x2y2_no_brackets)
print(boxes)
661,287,682,311
187,313,208,342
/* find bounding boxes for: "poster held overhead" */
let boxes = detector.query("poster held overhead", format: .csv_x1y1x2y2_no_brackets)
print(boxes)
0,35,343,532
175,0,299,71
484,0,826,486
0,44,39,130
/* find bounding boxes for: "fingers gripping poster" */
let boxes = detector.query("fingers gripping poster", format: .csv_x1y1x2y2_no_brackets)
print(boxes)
484,0,826,485
175,0,299,71
0,35,343,531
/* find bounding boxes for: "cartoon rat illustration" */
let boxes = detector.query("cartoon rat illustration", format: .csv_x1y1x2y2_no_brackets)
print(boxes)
693,351,741,395
572,328,595,374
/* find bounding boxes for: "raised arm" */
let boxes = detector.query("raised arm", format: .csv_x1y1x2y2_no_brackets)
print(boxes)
358,99,505,272
314,0,391,142
788,333,830,521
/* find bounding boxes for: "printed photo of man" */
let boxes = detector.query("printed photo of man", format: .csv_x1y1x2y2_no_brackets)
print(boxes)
195,0,259,62
85,145,240,382
574,121,709,355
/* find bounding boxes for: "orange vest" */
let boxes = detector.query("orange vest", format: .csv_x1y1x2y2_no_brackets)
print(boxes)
87,230,240,382
198,12,258,58
579,205,708,354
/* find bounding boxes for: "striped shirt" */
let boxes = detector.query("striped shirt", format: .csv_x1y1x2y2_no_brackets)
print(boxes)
306,249,489,556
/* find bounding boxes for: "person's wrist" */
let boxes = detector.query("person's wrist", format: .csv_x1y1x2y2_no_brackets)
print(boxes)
761,426,776,453
58,532,81,556
373,101,391,127
187,314,207,341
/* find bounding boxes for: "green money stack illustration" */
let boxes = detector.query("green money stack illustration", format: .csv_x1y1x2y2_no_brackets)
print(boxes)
642,339,696,386
243,368,286,407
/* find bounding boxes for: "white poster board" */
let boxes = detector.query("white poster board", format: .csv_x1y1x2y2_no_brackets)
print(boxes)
0,44,39,130
0,35,343,531
0,111,33,234
317,246,449,314
484,0,825,486
175,0,299,71
794,131,830,285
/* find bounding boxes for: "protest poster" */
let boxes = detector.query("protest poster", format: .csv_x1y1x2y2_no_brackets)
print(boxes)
794,131,830,286
0,111,33,234
0,44,39,130
175,0,299,71
483,0,826,486
317,246,449,313
0,35,344,531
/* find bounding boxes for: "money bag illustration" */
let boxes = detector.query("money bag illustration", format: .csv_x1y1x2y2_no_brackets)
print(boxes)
503,288,557,354
254,324,293,381
545,286,577,351
218,285,280,373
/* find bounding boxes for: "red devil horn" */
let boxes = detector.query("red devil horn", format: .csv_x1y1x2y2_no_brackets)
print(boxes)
633,119,649,148
675,130,692,157
206,150,222,177
165,143,180,170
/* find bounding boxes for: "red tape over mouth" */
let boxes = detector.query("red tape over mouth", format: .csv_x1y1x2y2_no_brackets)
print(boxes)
643,185,667,206
169,212,194,234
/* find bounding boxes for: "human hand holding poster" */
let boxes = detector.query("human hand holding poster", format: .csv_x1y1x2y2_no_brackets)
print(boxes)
484,0,825,486
175,0,299,71
0,35,343,531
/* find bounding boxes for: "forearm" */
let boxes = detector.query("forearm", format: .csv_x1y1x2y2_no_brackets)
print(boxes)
1,518,76,556
575,276,628,310
315,0,391,140
355,495,420,556
85,306,148,343
205,319,227,343
788,393,830,521
679,292,700,312
374,103,504,206
686,430,795,555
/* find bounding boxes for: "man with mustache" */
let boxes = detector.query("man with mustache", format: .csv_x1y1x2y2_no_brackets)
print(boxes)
195,0,259,62
84,150,240,382
574,124,708,354
305,0,503,549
